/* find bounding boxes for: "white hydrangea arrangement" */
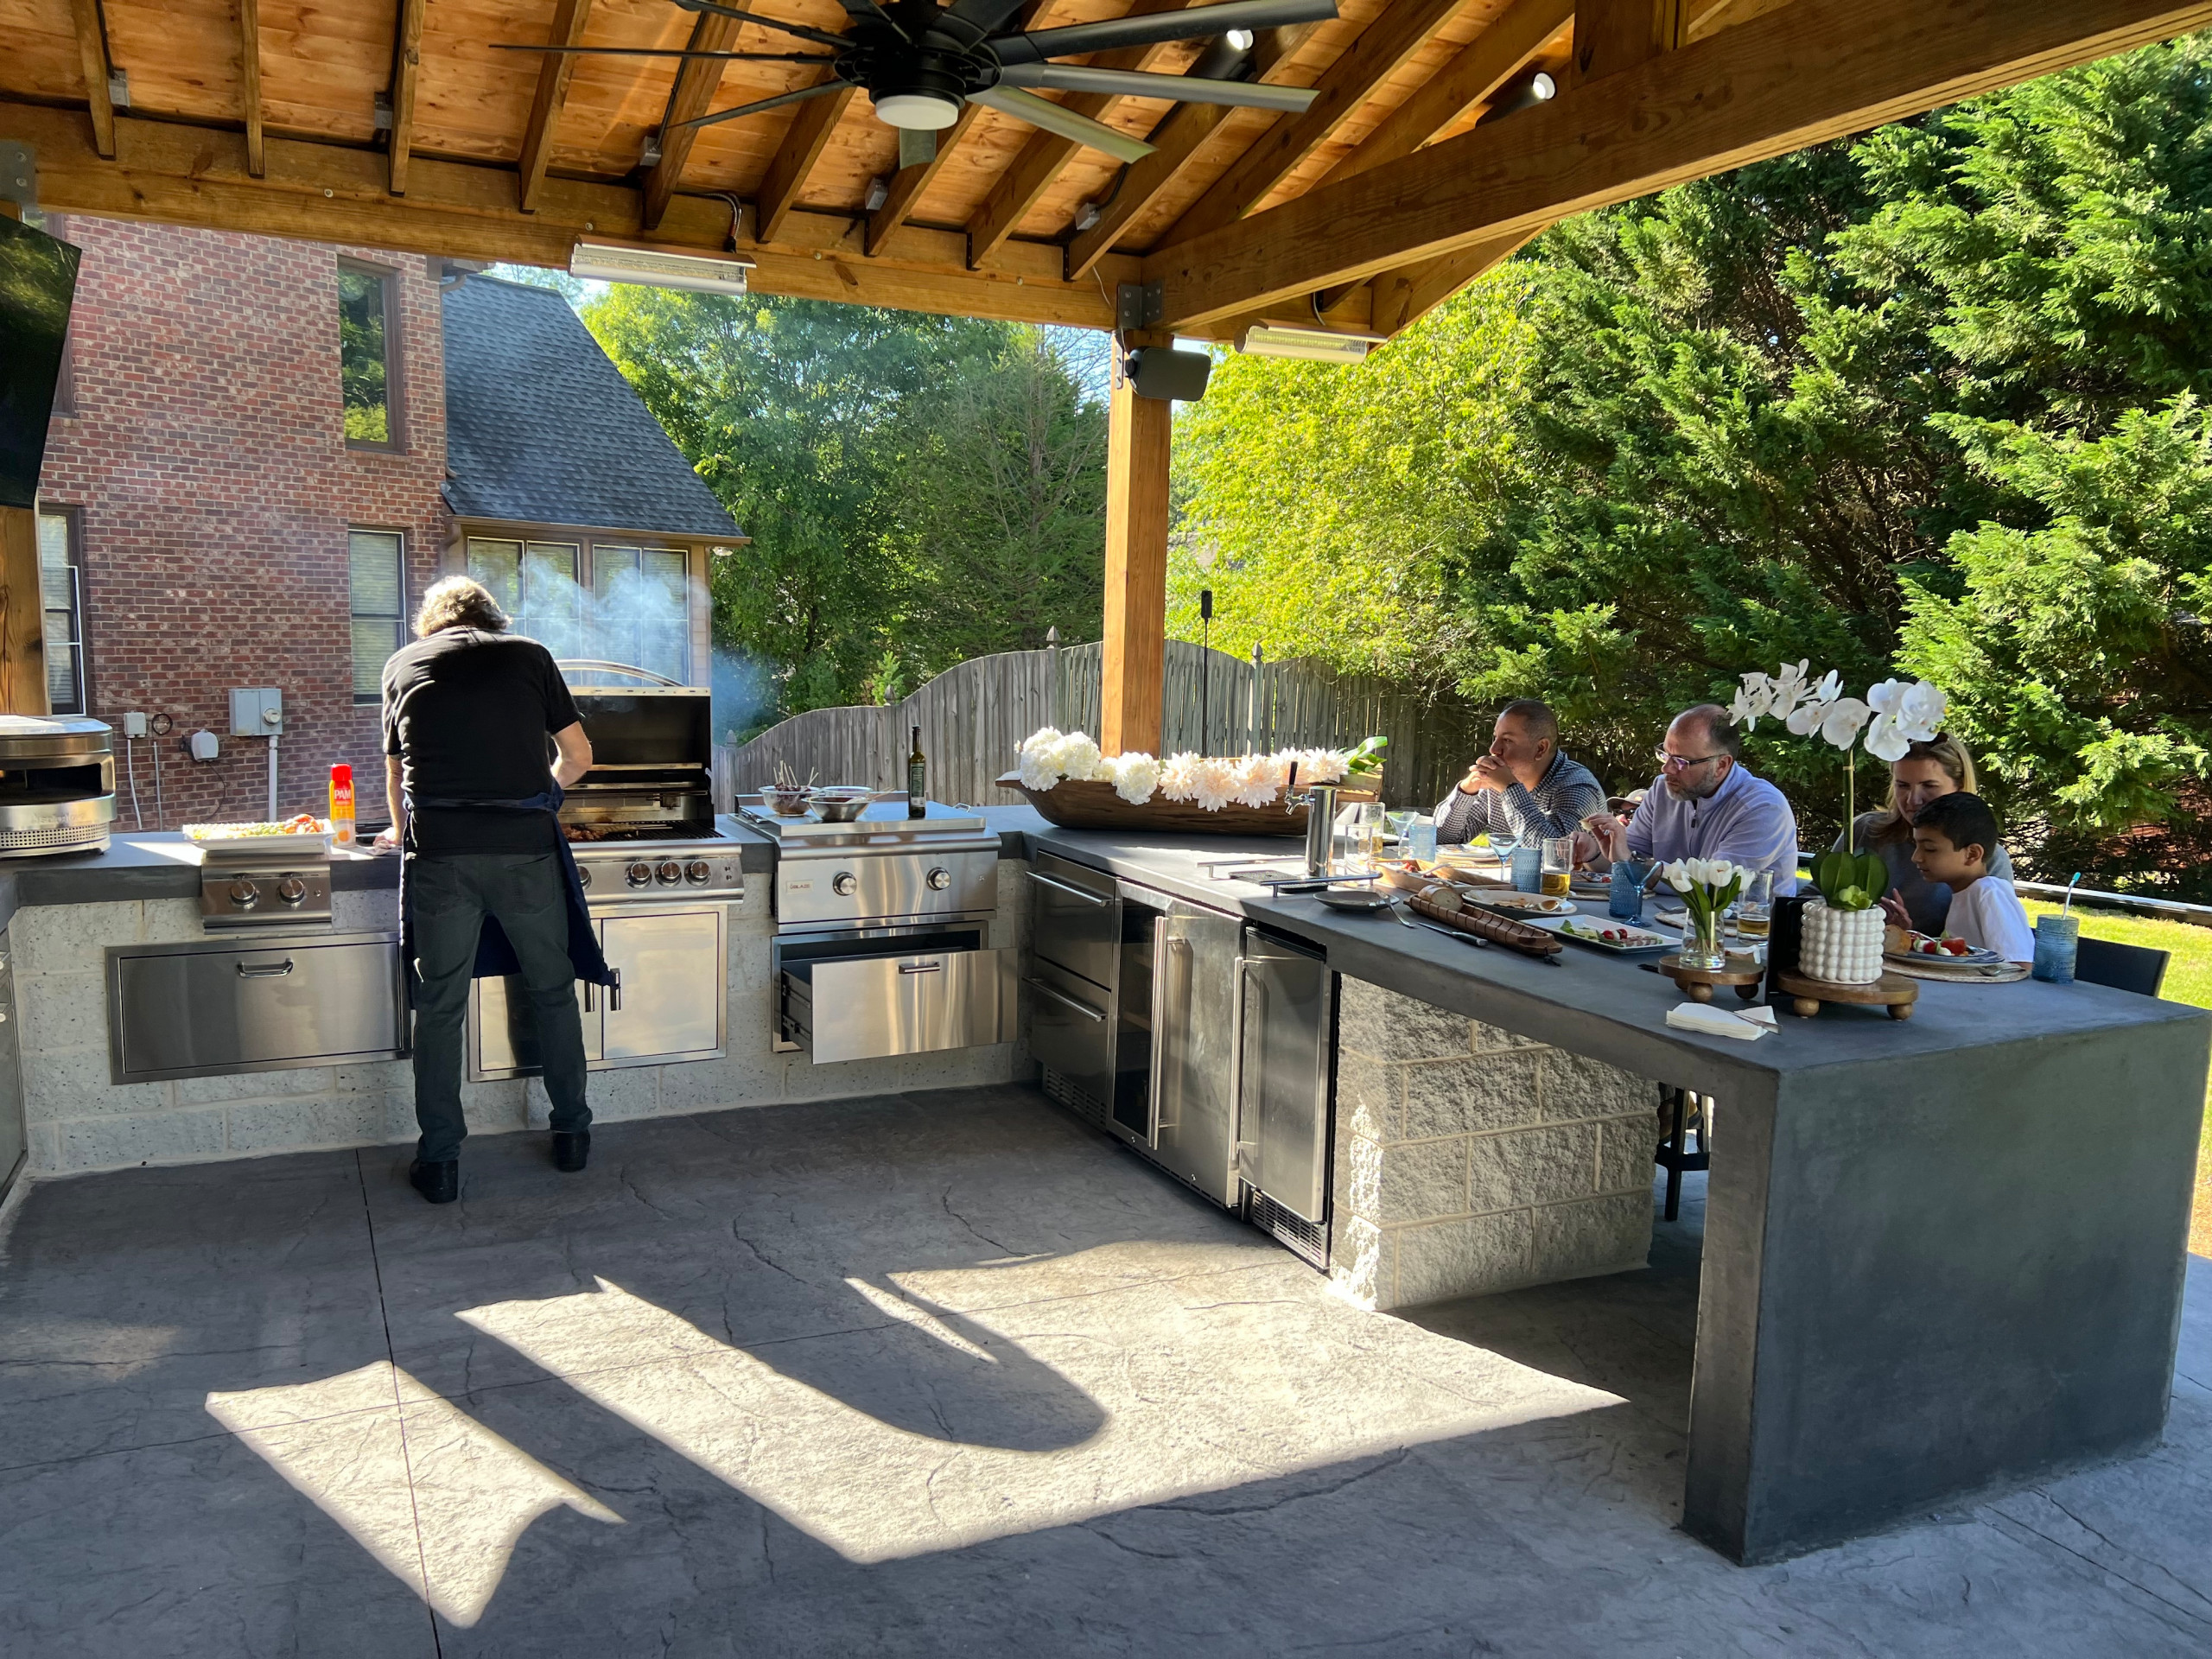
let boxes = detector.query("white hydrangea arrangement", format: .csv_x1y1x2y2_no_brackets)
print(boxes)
1014,728,1366,811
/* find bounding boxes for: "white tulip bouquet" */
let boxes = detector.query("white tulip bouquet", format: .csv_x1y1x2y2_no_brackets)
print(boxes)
1730,664,1948,911
1662,856,1745,963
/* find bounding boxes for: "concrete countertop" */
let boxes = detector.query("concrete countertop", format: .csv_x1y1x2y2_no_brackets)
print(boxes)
1017,823,2209,1100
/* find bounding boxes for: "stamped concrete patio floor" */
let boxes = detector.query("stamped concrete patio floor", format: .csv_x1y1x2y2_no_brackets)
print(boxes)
1,1084,2206,1657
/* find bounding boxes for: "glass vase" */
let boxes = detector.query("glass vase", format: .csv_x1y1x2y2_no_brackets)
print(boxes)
1679,905,1727,972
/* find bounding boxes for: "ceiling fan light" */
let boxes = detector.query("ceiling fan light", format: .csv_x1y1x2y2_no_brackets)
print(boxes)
876,92,962,130
1225,28,1255,49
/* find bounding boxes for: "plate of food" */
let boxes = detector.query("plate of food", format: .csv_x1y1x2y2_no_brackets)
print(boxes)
1465,890,1576,917
1887,931,2005,968
181,815,333,856
1542,915,1677,954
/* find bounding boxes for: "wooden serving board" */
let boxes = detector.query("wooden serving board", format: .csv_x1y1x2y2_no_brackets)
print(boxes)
1774,969,1921,1020
998,772,1378,836
1408,892,1563,959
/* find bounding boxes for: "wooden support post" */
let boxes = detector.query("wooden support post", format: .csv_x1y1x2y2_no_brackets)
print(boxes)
1100,334,1173,758
0,507,49,717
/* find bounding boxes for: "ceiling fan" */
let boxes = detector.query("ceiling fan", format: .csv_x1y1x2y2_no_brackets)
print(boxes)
498,0,1338,168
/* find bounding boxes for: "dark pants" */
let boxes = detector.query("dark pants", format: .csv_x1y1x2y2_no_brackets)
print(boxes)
406,851,589,1163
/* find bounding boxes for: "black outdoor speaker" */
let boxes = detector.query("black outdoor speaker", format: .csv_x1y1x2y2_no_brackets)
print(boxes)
1127,346,1211,403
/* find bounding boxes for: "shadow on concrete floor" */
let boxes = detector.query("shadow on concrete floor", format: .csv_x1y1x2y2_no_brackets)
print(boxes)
1,1084,2206,1659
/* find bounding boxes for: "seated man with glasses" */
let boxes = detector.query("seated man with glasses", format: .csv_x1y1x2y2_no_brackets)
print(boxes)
1586,704,1799,893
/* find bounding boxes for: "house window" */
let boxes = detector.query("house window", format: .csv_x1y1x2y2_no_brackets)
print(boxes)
466,538,583,664
35,508,85,715
464,537,689,681
338,262,400,448
590,546,690,683
348,529,405,703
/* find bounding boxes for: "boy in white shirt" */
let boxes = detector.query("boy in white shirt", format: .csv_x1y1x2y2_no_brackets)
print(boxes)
1910,792,2035,964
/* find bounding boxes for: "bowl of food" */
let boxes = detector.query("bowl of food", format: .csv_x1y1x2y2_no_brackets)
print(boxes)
807,786,877,823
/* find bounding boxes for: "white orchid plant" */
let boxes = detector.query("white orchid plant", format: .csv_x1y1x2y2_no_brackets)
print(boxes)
1662,856,1745,937
1016,728,1384,811
1730,663,1948,912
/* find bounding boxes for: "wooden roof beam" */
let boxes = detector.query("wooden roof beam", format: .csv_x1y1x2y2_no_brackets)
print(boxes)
964,0,1197,270
1367,228,1539,336
1147,0,2212,330
67,0,114,160
239,0,264,178
755,83,858,243
1573,0,1681,84
518,0,594,213
387,0,424,196
1061,16,1327,282
1317,0,1573,188
643,9,740,232
1154,0,1466,250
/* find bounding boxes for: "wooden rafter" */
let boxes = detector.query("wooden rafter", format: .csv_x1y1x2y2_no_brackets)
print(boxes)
387,0,424,196
1318,0,1573,188
518,0,594,213
67,0,113,160
1146,0,2212,329
1061,17,1327,282
965,0,1195,270
238,0,264,178
7,101,1141,330
1573,0,1681,83
1154,0,1465,249
755,82,858,244
1367,228,1538,335
643,8,740,232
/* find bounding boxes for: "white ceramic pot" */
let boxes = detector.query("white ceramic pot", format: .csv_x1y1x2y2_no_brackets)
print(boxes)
1799,897,1885,984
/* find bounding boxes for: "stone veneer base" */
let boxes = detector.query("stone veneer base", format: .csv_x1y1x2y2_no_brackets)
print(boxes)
1328,976,1657,1311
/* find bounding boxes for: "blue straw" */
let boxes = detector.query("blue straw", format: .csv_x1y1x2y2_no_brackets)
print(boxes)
2062,872,2082,916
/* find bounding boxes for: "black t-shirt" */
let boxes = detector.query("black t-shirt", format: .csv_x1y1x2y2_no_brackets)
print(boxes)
381,629,581,854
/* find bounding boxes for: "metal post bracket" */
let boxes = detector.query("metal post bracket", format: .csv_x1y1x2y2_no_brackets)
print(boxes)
1116,279,1163,333
0,143,38,218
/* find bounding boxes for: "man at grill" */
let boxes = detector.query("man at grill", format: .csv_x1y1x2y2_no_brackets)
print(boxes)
377,575,610,1204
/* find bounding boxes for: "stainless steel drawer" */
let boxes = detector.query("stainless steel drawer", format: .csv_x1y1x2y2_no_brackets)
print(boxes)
108,932,404,1084
1026,956,1114,1109
1027,853,1119,991
782,946,1016,1065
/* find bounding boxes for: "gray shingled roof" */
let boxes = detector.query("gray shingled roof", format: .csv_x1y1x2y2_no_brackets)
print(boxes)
440,275,741,538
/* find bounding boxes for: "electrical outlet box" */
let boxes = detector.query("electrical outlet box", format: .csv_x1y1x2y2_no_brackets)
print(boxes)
188,730,219,761
228,688,283,737
121,711,149,738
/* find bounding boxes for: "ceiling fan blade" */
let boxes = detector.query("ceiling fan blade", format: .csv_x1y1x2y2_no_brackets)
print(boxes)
932,0,1031,48
831,0,908,40
995,63,1319,112
664,78,854,135
967,86,1156,163
994,0,1338,67
671,0,852,51
490,44,836,62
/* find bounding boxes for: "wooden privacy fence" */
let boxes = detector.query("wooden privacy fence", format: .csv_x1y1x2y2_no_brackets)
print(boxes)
715,641,1492,813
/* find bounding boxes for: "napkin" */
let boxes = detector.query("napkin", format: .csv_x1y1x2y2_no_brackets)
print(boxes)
1665,1001,1774,1040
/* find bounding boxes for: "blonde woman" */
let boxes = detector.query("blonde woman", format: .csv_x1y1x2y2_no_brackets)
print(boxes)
1829,733,2012,935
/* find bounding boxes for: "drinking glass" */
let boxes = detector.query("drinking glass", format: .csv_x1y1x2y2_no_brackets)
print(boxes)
2032,913,2080,983
1351,801,1388,872
1609,860,1648,922
1541,836,1575,898
1733,870,1774,940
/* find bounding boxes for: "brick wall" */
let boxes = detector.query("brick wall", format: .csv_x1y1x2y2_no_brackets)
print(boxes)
35,216,448,829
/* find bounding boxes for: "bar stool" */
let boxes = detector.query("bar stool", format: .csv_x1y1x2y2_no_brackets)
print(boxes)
1656,1085,1708,1222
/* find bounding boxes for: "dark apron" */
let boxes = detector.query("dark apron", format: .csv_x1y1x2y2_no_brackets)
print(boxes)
397,785,617,1007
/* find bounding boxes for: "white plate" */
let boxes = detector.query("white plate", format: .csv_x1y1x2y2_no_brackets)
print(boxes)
1465,891,1576,916
1887,943,2005,969
1533,916,1679,954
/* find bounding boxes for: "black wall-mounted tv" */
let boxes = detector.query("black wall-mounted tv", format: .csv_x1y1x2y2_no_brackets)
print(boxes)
0,214,80,511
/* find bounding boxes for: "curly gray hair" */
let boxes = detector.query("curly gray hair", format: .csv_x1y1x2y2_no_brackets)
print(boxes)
414,575,509,637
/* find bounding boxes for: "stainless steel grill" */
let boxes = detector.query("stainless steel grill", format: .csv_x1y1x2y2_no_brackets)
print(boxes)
0,716,115,859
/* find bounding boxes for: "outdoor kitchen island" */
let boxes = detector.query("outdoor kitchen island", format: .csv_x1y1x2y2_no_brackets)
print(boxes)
1014,818,2212,1567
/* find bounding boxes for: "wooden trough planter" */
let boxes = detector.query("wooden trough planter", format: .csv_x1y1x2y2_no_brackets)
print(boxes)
996,771,1379,836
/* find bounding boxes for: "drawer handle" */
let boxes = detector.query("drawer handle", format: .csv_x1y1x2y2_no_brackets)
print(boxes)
899,959,944,975
237,959,296,979
1024,977,1105,1021
609,969,622,1012
1026,871,1110,906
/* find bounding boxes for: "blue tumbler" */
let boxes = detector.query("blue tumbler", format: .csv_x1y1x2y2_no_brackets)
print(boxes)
1609,861,1647,921
1510,846,1542,893
2031,913,2080,983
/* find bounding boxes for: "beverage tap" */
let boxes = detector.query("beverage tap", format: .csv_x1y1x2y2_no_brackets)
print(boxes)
1283,762,1342,880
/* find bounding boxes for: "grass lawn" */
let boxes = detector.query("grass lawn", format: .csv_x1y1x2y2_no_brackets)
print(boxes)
2023,899,2212,1257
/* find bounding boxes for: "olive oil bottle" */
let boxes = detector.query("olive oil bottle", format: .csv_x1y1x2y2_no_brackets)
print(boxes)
906,726,927,819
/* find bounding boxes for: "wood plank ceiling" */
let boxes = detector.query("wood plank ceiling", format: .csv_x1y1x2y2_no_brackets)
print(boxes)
3,0,2206,338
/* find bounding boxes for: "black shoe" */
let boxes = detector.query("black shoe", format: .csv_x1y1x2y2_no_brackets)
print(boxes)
551,1131,590,1173
409,1159,459,1205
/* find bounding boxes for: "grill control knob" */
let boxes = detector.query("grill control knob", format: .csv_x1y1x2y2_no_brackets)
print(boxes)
626,861,653,888
831,871,858,897
276,877,308,905
228,880,259,908
577,865,592,888
925,866,952,892
684,861,710,885
655,861,683,886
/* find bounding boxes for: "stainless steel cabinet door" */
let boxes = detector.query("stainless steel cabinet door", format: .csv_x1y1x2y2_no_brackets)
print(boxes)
0,952,22,1196
1025,956,1115,1110
1148,901,1243,1207
1238,938,1333,1223
1027,854,1120,990
601,908,724,1062
474,924,603,1075
111,937,404,1082
788,948,1014,1064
